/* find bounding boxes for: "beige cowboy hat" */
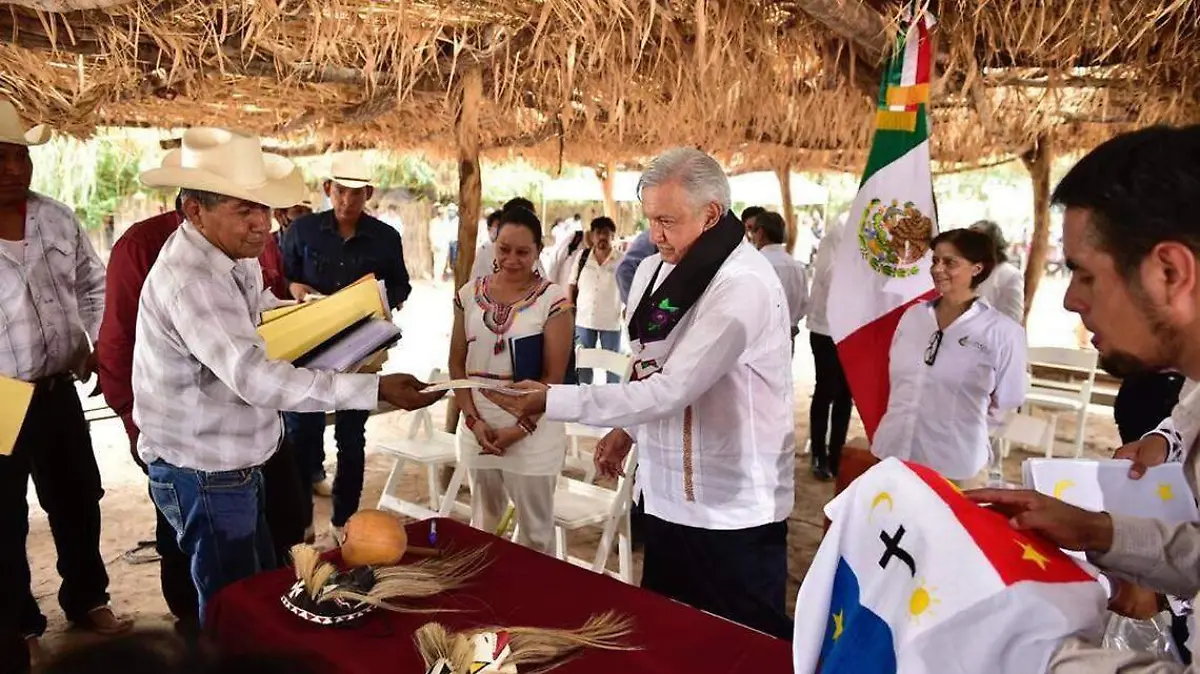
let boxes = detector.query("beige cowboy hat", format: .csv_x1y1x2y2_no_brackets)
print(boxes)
140,128,305,209
0,99,51,147
327,152,373,189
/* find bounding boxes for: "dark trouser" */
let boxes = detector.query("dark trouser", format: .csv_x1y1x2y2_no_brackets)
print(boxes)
1113,371,1185,444
641,514,792,640
809,332,852,473
575,327,622,384
283,410,369,527
261,438,311,560
0,375,110,645
149,461,274,624
128,434,307,631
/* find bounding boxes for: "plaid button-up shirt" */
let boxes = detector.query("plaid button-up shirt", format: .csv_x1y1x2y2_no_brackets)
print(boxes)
133,220,379,472
0,192,106,381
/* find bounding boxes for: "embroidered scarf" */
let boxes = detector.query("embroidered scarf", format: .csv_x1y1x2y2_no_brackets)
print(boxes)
629,211,744,345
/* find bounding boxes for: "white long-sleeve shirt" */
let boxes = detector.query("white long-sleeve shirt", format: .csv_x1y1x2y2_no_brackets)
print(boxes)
757,243,809,328
871,298,1028,480
134,221,379,472
805,224,842,336
0,192,106,381
544,242,796,529
977,261,1025,325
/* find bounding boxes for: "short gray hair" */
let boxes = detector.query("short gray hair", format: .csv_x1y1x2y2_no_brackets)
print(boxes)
637,147,731,214
178,188,232,211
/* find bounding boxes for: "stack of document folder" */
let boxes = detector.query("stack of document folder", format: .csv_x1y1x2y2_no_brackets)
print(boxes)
257,275,401,373
0,375,34,456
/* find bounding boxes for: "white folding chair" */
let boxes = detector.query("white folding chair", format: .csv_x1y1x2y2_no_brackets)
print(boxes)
547,447,638,583
374,368,453,519
1023,347,1098,458
375,430,458,520
564,348,632,482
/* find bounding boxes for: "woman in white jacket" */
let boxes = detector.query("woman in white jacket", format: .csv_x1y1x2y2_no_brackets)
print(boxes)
805,221,853,480
970,220,1025,324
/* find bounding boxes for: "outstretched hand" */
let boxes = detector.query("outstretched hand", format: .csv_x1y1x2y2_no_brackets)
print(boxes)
378,373,446,411
964,488,1114,553
486,380,549,418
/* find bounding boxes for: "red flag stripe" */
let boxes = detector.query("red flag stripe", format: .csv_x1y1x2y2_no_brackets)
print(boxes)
836,289,936,441
904,461,1097,585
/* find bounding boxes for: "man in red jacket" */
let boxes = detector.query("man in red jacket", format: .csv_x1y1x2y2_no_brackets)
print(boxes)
96,201,303,633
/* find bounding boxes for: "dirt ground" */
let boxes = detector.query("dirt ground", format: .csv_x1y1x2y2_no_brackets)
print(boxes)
27,384,1123,660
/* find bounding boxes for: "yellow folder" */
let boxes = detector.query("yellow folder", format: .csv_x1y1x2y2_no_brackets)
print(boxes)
256,275,390,362
0,375,34,456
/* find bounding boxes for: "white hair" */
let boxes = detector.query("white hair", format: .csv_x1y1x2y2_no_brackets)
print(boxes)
636,147,731,214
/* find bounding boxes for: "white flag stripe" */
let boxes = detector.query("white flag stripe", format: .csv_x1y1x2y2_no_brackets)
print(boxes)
827,139,936,343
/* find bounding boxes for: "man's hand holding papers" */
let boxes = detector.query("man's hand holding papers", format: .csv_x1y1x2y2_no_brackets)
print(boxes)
379,373,445,411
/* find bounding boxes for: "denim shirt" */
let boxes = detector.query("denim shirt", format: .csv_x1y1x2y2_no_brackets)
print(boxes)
281,211,411,309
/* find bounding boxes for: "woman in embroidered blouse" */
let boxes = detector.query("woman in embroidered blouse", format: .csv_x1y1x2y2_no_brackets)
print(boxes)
448,206,573,554
871,228,1027,485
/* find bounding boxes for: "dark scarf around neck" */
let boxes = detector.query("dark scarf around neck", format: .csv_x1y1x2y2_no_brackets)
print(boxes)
629,210,744,345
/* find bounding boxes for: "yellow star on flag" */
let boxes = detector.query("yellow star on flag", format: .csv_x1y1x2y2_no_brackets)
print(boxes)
1016,540,1050,570
1158,483,1175,502
832,609,845,641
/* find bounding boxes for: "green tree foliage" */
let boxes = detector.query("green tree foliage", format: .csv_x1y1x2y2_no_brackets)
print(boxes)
30,132,146,230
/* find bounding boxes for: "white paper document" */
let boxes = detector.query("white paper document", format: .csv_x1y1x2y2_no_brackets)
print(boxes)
421,379,532,395
1023,458,1199,525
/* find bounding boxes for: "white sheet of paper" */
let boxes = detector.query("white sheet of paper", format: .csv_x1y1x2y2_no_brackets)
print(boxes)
1024,458,1199,525
421,380,533,395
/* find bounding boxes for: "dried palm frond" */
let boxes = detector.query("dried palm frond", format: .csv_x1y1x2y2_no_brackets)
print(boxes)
415,611,637,674
289,544,338,601
326,544,491,612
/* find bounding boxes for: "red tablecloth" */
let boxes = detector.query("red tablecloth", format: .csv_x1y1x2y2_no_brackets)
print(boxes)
207,518,792,673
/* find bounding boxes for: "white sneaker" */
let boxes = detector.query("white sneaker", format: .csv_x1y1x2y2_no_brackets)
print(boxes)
312,479,333,497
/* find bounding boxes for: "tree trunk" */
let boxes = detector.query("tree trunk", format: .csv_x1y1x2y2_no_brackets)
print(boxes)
598,165,617,220
776,164,797,253
445,65,483,435
1020,131,1053,325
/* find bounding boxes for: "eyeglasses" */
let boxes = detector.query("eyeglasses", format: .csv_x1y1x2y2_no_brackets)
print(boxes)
924,330,944,366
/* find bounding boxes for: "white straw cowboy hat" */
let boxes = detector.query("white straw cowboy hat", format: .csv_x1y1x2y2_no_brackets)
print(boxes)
327,152,373,189
140,128,305,209
0,99,51,147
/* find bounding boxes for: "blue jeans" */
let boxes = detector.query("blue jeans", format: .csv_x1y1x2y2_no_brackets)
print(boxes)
575,327,622,384
148,460,274,624
283,410,369,527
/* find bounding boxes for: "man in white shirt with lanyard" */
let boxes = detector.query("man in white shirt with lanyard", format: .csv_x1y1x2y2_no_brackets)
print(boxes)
133,128,444,622
0,101,131,674
497,147,796,639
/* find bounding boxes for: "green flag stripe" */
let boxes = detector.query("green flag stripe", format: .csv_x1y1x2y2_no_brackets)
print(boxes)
858,105,929,186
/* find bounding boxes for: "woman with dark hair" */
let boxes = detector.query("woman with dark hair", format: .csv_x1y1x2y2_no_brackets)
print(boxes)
969,219,1025,323
871,228,1028,484
448,207,573,553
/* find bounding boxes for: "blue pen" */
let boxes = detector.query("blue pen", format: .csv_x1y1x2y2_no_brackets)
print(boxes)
429,520,437,547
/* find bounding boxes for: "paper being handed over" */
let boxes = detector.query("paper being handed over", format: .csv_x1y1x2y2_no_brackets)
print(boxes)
421,379,534,395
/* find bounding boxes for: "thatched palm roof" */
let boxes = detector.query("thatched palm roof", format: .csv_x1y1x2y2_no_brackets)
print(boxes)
0,0,1197,170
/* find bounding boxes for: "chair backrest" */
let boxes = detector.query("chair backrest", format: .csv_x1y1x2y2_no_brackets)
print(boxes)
1027,346,1099,372
1027,345,1099,396
406,368,449,439
575,348,632,381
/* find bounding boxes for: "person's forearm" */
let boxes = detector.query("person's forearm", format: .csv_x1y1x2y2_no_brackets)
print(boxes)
1092,515,1200,598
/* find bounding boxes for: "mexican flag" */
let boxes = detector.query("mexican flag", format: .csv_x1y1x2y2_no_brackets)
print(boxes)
828,10,939,440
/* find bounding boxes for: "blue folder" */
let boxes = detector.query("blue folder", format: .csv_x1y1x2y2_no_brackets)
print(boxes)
510,333,578,385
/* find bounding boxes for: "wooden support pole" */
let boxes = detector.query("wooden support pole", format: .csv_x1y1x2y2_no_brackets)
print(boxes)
1020,131,1053,325
444,64,483,434
597,165,617,220
776,164,797,253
